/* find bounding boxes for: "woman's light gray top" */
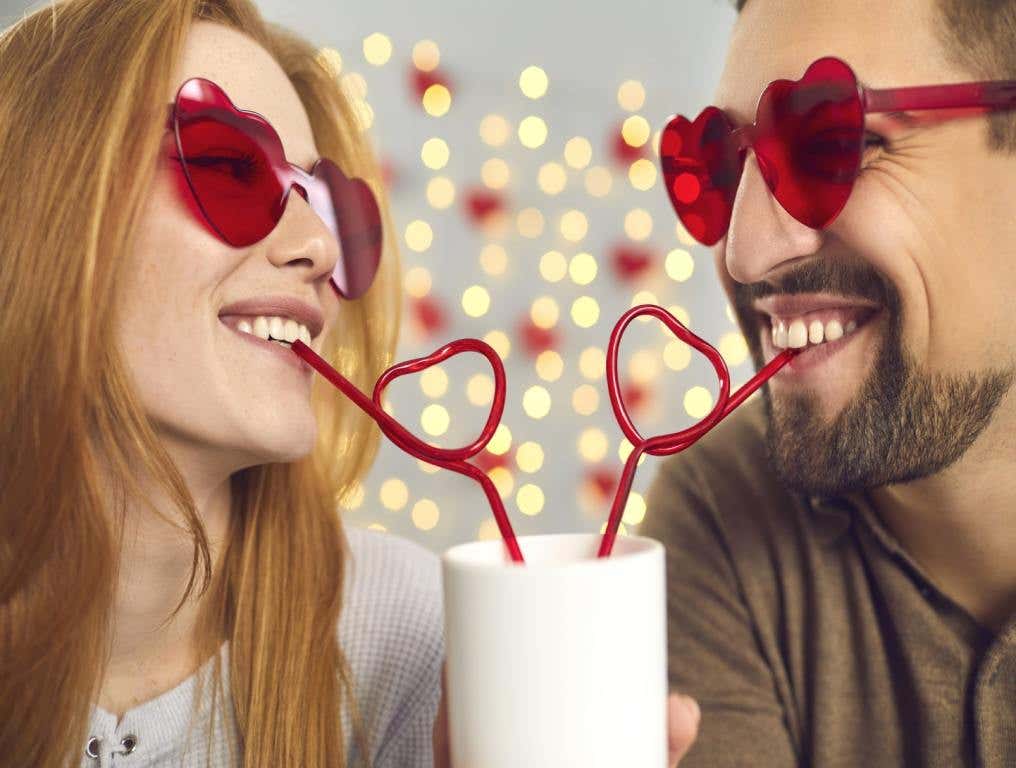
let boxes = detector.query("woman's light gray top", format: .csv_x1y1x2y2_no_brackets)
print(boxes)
79,527,445,767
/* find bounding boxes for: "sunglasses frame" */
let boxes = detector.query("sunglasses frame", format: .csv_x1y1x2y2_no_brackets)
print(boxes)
163,76,383,300
660,56,1016,246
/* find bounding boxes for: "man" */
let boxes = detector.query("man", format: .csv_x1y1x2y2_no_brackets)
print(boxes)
640,0,1016,765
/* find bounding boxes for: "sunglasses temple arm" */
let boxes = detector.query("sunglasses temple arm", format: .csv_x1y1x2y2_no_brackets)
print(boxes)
864,81,1016,114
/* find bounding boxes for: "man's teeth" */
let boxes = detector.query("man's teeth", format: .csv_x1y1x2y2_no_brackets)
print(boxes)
235,316,312,346
772,317,860,350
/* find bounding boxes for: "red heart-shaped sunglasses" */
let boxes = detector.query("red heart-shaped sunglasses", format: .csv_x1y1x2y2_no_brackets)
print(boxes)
164,77,383,300
660,56,1016,246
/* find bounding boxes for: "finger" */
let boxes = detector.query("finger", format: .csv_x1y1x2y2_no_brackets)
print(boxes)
668,693,700,766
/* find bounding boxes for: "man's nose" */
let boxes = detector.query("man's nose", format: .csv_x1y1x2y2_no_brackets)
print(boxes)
724,150,823,284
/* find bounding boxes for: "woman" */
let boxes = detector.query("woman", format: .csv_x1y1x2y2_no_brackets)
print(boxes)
0,0,441,765
0,1,697,766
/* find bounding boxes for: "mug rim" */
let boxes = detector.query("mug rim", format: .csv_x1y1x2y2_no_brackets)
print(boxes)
441,531,662,572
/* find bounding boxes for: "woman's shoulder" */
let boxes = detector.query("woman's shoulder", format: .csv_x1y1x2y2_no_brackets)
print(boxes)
338,526,445,766
340,524,444,649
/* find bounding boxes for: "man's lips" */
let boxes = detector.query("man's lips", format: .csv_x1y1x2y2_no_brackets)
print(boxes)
753,292,882,320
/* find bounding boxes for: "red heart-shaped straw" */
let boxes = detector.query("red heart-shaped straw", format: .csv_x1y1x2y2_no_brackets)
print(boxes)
598,305,800,557
291,338,524,563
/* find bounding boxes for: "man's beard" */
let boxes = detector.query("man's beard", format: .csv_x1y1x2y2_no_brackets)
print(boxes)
734,261,1015,497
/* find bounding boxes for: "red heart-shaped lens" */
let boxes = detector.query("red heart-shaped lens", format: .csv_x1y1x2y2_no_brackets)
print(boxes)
660,106,741,247
173,78,285,247
173,77,384,300
313,159,382,300
753,57,863,229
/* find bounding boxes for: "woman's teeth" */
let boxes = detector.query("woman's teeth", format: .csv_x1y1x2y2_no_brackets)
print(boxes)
235,315,312,347
771,316,860,350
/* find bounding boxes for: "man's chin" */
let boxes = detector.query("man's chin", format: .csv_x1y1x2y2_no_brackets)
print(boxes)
760,385,868,497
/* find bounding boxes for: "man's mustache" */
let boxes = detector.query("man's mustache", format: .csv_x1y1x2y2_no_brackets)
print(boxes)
731,259,890,309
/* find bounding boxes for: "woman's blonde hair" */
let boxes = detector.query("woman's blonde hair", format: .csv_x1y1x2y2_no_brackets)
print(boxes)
0,1,401,765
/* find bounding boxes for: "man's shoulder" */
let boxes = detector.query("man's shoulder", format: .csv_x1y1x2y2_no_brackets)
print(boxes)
648,395,796,515
640,396,819,561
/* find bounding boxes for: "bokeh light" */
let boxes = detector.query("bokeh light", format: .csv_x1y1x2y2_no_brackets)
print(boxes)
539,250,568,282
628,158,657,190
664,340,692,371
519,66,549,99
479,114,511,147
530,295,560,329
617,80,646,111
462,285,491,317
488,466,514,498
568,252,598,285
516,484,545,516
559,209,589,242
422,84,452,117
516,441,545,473
523,385,552,419
624,208,653,240
538,162,568,195
684,386,714,419
621,115,651,147
720,332,749,366
518,116,548,148
412,499,440,531
564,136,593,169
622,492,646,525
419,366,448,398
479,243,508,276
481,158,511,189
421,137,450,169
426,176,456,209
578,427,608,462
421,403,450,436
379,477,409,511
571,384,599,415
665,249,695,282
362,33,392,66
466,373,495,406
570,296,600,328
484,330,511,360
412,39,440,71
535,350,564,382
488,423,513,455
316,47,343,78
404,219,434,252
404,266,432,298
584,166,613,197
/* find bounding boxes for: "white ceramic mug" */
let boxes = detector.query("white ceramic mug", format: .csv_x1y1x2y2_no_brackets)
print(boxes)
441,532,668,768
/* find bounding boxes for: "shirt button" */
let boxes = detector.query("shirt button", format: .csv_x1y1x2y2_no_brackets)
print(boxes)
120,734,138,754
84,736,102,759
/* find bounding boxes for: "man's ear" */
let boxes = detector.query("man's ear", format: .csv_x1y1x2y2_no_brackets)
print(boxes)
432,661,452,768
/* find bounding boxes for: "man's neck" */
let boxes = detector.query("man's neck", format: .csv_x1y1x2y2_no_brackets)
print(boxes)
869,401,1016,633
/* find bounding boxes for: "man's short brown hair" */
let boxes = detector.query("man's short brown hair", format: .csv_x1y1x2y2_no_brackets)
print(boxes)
734,0,1016,150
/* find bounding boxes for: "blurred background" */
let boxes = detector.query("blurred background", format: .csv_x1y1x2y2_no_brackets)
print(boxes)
2,0,746,554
